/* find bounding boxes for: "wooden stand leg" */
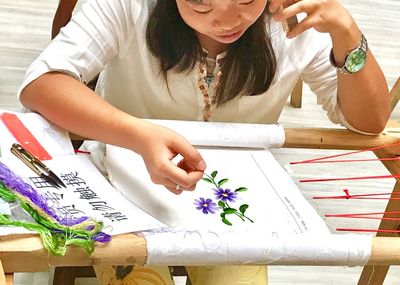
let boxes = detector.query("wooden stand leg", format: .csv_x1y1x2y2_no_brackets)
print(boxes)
358,150,400,285
170,266,192,285
358,266,390,285
390,77,400,111
5,275,13,285
0,259,6,285
52,266,96,285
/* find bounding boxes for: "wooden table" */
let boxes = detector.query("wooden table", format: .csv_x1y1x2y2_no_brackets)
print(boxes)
1,127,400,285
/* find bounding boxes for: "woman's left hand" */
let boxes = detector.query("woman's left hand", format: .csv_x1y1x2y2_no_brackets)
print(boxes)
269,0,357,39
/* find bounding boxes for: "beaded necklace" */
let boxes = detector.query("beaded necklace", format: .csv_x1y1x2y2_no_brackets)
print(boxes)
197,57,223,121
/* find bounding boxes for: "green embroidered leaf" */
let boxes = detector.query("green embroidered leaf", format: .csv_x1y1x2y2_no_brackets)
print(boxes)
235,187,248,192
223,208,236,214
218,178,229,186
211,171,218,178
202,178,213,184
220,213,226,219
222,218,232,226
218,201,225,208
239,204,249,214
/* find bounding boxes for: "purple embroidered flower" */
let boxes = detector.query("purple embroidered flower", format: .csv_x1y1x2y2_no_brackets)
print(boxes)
213,188,237,202
194,197,218,214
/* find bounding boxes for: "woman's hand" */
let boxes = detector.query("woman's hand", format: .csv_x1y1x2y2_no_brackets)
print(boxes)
134,121,206,195
269,0,357,40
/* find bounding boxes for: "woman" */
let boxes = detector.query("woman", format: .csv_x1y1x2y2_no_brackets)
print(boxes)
19,0,391,283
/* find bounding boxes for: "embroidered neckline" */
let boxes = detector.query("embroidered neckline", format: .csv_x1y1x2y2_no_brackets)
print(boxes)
200,47,227,61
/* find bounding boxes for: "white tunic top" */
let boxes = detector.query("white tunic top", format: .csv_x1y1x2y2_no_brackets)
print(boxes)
18,0,354,128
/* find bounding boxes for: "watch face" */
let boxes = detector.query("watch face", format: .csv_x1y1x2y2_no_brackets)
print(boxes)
345,50,367,73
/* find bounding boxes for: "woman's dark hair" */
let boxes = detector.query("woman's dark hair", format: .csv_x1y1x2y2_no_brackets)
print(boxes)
146,0,276,106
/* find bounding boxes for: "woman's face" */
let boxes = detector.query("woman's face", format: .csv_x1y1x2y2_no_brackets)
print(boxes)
176,0,268,44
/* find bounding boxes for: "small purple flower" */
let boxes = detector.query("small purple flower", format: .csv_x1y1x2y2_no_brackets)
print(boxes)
194,197,218,214
213,188,238,202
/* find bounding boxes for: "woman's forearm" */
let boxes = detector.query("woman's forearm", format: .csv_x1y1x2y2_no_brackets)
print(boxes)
331,25,391,134
20,72,149,152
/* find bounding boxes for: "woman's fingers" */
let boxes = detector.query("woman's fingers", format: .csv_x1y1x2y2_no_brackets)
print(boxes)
146,144,204,193
165,185,184,195
285,14,318,38
157,136,206,192
148,159,199,192
138,122,206,194
177,158,195,172
269,0,300,13
271,0,351,36
161,160,204,190
273,0,316,21
166,187,183,195
153,175,197,193
269,0,286,13
171,136,206,172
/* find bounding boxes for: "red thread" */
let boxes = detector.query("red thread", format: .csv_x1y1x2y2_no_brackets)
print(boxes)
313,189,400,200
327,211,400,216
326,211,400,221
336,228,400,234
326,215,400,221
300,173,400,183
290,141,400,165
291,157,400,164
315,196,400,200
74,149,91,154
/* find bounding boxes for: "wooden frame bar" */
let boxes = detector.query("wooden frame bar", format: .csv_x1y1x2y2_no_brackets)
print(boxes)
1,234,400,272
283,128,400,150
0,233,147,273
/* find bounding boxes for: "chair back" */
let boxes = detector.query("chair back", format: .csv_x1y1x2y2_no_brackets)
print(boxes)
390,77,400,111
52,0,78,39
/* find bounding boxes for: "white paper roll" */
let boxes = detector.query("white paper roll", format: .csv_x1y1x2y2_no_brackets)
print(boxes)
147,120,285,149
144,229,371,266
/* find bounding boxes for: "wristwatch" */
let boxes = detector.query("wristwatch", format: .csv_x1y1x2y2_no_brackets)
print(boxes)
329,33,368,74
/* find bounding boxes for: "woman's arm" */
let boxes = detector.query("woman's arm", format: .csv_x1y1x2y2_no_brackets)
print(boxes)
329,23,390,134
20,72,206,194
270,0,391,134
